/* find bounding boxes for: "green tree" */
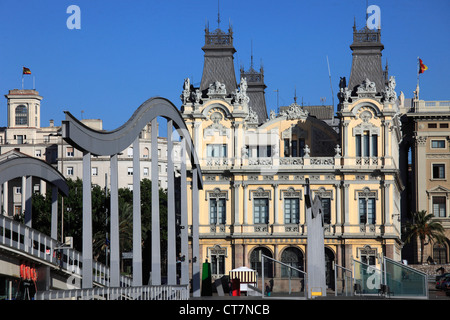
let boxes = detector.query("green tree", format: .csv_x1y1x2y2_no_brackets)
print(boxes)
404,210,448,264
31,190,52,235
25,177,168,272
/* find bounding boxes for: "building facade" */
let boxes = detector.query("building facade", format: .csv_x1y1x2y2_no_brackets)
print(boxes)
402,93,450,264
182,22,403,290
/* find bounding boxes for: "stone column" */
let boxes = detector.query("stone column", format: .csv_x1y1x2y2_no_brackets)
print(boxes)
343,183,350,225
233,181,241,226
273,184,279,225
335,182,341,225
243,184,248,224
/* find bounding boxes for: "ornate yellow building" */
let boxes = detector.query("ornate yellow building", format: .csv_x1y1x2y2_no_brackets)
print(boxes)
182,22,403,290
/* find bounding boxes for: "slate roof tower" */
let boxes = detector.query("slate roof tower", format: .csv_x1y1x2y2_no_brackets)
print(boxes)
240,57,268,123
348,22,385,95
199,22,237,96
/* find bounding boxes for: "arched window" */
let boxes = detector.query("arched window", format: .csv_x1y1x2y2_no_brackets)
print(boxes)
250,247,273,278
433,243,448,264
281,247,304,278
143,147,149,158
15,105,28,125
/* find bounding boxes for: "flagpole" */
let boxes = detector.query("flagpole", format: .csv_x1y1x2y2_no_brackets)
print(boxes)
417,57,420,89
22,66,24,90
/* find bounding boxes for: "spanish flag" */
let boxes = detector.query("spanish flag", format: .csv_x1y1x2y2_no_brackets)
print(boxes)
419,59,428,74
22,67,31,75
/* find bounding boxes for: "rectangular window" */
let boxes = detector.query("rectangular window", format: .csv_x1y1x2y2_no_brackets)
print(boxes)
207,144,227,158
211,255,225,275
321,198,331,224
367,198,376,224
66,147,74,157
363,131,370,157
359,198,376,224
284,198,299,224
356,135,362,157
431,140,446,148
210,198,226,224
359,199,366,224
127,167,133,176
440,123,449,129
284,139,290,157
361,255,376,266
433,196,446,217
254,198,269,224
35,149,41,157
428,123,437,128
299,139,305,157
67,167,74,176
291,140,298,157
14,206,22,216
371,135,378,157
432,164,445,179
16,135,24,144
92,167,98,176
143,167,149,176
260,146,272,157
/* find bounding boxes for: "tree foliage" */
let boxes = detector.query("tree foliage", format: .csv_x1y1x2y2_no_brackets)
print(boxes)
404,210,448,264
31,178,168,272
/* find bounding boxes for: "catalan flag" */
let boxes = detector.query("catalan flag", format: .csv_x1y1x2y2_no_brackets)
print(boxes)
419,59,428,74
22,67,31,75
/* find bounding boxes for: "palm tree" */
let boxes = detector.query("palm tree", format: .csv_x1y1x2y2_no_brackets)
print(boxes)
404,210,448,264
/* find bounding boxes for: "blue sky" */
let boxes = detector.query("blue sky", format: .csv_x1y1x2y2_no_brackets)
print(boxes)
0,0,448,130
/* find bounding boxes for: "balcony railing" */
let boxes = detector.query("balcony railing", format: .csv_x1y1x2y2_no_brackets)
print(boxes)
199,155,389,170
0,215,131,288
35,284,189,300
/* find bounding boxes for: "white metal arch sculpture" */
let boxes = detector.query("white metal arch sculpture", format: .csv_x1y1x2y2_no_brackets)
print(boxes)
0,155,69,238
61,97,203,295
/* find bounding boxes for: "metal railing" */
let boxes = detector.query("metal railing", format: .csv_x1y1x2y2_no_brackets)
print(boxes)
0,215,131,287
261,254,307,299
35,284,189,300
334,264,353,297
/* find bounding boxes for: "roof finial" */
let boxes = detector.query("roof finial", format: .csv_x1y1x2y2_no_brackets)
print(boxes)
217,0,221,29
365,0,369,22
250,40,254,68
294,87,298,104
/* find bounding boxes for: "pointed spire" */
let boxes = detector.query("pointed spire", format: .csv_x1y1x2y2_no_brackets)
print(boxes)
294,87,298,104
217,0,221,29
250,40,254,68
